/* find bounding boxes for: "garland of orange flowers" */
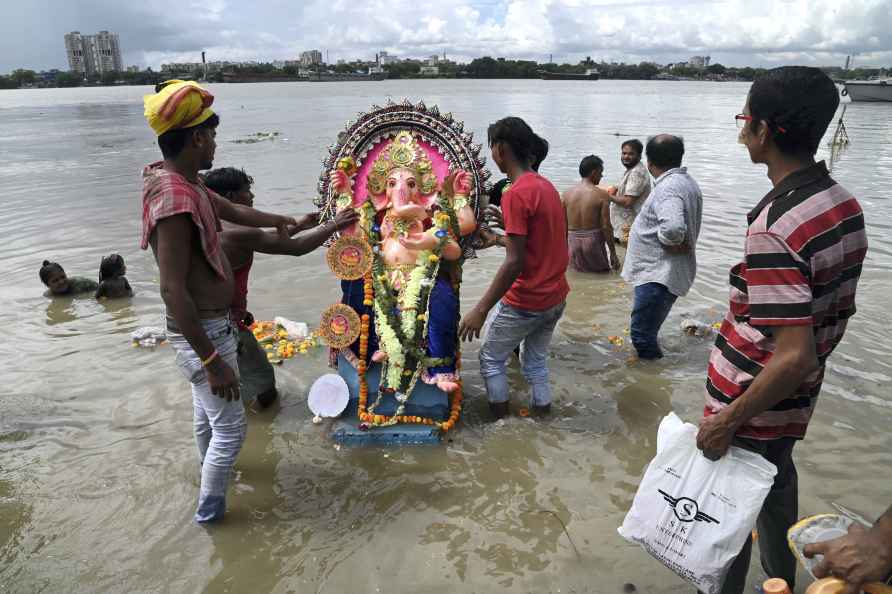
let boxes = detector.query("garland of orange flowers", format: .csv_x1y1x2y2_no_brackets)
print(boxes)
357,270,463,432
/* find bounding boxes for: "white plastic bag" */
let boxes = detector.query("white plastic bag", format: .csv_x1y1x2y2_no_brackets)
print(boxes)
618,413,777,594
274,316,309,341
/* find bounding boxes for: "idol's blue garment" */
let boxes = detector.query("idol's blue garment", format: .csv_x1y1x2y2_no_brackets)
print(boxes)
340,276,457,377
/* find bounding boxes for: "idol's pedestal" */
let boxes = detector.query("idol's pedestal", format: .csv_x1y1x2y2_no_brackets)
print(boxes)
331,353,449,445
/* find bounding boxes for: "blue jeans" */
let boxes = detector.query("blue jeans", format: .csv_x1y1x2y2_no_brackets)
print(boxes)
168,317,246,523
630,282,678,359
479,301,566,406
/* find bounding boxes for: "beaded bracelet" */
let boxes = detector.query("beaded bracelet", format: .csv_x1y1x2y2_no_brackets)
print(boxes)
201,349,219,367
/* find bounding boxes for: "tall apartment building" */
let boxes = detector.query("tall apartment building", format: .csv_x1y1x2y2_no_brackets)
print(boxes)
64,32,88,73
378,51,398,65
299,50,323,67
688,55,711,69
64,30,123,75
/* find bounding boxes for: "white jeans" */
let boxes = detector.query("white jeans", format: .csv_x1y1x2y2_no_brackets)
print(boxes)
167,317,246,523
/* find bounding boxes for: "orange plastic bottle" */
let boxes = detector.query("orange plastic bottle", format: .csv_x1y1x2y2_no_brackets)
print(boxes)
805,577,892,594
763,578,792,594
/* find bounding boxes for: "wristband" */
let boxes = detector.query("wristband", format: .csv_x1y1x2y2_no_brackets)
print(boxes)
201,349,219,367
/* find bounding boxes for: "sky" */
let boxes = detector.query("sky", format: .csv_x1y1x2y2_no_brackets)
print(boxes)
2,0,891,73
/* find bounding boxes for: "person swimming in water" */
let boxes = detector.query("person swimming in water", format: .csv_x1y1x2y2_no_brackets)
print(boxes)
95,253,134,299
39,260,98,296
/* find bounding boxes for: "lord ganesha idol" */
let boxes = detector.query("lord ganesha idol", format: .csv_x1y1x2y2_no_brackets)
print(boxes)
317,101,490,433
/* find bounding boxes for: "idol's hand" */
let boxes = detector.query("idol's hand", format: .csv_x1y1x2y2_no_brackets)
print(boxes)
332,170,352,194
452,169,472,196
398,232,438,251
440,172,456,200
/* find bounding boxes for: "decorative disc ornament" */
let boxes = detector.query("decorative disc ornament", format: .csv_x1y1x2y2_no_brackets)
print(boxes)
319,303,361,349
326,234,372,280
314,98,492,235
308,373,350,418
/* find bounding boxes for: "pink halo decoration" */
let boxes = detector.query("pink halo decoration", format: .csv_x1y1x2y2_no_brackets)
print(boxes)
352,134,451,208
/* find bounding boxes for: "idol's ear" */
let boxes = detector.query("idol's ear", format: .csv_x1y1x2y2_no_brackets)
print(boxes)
418,192,439,210
368,191,389,211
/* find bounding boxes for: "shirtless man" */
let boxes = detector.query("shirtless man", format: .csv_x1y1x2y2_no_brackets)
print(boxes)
204,167,358,409
140,81,297,523
563,155,619,272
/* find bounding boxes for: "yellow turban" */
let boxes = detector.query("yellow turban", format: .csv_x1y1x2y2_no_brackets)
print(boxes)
143,80,215,137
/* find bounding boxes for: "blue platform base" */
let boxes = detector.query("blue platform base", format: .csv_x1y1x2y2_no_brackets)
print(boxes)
332,354,448,446
330,416,442,445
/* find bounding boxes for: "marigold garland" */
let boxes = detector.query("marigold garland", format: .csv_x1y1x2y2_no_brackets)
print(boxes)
357,269,463,432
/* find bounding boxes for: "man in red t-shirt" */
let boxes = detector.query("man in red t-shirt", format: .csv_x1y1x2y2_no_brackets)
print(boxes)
459,117,569,419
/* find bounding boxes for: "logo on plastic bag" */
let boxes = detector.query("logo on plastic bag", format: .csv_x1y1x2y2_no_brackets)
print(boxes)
659,490,720,524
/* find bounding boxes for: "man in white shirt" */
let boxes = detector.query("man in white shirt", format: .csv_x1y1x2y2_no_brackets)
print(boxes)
608,139,651,244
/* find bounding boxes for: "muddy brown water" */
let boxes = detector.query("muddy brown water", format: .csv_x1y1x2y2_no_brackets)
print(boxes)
1,80,890,593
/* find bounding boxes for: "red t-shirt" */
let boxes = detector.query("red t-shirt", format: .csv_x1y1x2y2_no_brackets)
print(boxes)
501,172,570,311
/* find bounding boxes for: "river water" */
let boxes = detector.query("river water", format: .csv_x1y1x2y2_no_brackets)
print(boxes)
0,80,890,594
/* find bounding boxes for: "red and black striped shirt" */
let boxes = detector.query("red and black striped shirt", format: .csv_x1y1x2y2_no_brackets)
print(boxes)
704,161,867,440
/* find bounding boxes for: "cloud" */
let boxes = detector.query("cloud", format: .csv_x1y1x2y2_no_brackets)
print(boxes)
1,0,890,73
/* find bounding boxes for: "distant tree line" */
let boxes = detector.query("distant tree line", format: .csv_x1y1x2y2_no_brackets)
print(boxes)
0,68,163,89
1,59,889,88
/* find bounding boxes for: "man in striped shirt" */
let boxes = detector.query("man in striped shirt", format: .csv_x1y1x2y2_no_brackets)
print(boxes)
695,67,868,593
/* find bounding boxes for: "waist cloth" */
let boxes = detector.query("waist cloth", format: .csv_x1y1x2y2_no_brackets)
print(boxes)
568,228,610,273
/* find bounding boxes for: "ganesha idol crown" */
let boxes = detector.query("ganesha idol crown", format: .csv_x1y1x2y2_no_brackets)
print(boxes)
315,98,491,219
367,131,437,197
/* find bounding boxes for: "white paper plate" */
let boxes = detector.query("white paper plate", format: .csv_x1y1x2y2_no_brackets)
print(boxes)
308,374,349,418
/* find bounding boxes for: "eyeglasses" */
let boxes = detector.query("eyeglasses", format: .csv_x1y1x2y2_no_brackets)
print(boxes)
735,114,786,133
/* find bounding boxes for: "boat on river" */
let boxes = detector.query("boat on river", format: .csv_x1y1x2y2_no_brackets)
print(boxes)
842,78,892,102
540,68,600,81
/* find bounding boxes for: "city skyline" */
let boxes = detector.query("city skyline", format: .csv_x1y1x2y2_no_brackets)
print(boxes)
1,0,890,74
64,30,123,75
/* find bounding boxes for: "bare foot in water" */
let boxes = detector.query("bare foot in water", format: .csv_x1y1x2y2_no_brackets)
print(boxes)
437,380,459,393
371,350,387,363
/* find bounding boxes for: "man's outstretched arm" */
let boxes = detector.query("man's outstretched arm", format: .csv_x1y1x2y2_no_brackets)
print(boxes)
458,234,526,341
226,209,359,257
610,193,640,208
212,195,296,236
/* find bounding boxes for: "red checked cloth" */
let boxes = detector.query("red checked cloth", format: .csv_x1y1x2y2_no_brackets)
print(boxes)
140,161,227,279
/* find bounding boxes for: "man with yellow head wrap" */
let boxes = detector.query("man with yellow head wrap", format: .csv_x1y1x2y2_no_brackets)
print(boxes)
140,80,297,523
144,79,216,136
